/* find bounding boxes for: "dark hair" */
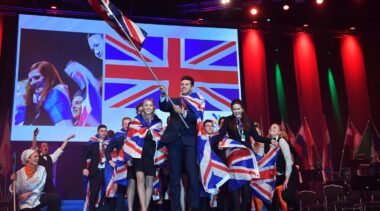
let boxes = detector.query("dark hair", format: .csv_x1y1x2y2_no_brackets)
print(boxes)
136,102,144,114
107,130,115,137
181,75,194,86
218,117,226,126
203,119,214,127
97,124,107,131
229,99,250,131
122,117,131,122
73,90,84,98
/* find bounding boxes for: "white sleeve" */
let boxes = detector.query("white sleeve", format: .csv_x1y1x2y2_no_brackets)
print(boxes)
279,138,293,176
50,148,64,163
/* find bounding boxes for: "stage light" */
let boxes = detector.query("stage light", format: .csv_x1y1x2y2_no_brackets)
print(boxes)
303,23,309,27
266,18,271,22
198,18,204,21
316,0,324,4
252,20,258,24
221,0,230,4
283,4,290,11
250,7,258,16
350,26,356,30
51,5,57,9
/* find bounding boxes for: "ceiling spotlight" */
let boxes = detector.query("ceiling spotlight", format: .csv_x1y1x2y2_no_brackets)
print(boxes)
303,24,309,27
350,26,356,30
252,20,258,24
316,0,324,4
221,0,230,4
266,18,271,22
250,7,258,16
283,4,290,11
51,5,57,9
198,18,204,21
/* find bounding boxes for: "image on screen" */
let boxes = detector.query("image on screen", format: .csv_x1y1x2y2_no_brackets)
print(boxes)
11,14,241,141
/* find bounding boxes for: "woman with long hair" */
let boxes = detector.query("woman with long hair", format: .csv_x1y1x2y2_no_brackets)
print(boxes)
24,61,72,126
126,98,163,211
214,99,277,211
268,123,300,211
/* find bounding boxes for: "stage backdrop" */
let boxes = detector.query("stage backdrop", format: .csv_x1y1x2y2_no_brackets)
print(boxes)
11,14,242,141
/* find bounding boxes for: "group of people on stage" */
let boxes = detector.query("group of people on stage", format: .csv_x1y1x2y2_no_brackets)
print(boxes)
10,75,302,211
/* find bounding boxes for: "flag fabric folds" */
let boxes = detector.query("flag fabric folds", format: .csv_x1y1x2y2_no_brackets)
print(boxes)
295,118,318,170
219,138,259,191
183,92,230,194
251,146,280,204
343,119,362,159
356,120,380,159
88,0,147,50
321,117,333,182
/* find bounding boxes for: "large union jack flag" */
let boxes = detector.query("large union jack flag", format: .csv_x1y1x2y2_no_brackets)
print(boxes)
103,33,240,111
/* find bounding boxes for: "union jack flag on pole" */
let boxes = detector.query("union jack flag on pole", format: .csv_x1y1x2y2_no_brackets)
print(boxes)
88,0,147,50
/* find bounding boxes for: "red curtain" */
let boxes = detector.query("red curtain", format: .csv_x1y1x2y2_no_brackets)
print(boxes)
241,29,270,132
0,15,3,58
293,32,325,155
340,35,370,132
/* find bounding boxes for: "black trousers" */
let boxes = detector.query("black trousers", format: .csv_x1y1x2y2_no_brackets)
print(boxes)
230,183,251,211
20,193,61,211
89,169,105,211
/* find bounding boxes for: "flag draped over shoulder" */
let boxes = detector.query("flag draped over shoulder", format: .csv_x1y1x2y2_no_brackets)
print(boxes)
88,0,147,50
219,138,259,191
356,120,380,159
251,146,280,204
183,93,230,194
295,118,318,170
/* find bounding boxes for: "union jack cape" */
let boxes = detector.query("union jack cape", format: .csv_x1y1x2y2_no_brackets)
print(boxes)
183,93,230,194
219,138,260,191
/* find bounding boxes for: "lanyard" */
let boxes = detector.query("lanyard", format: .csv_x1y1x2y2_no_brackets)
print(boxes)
236,118,245,142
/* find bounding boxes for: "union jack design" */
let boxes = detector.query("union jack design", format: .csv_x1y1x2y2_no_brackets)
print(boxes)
103,34,240,111
184,93,230,194
251,146,280,204
219,138,260,191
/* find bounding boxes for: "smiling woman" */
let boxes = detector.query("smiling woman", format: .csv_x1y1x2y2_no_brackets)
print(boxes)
23,61,73,126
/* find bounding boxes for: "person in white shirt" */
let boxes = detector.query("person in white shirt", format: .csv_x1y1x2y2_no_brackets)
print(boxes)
268,123,299,211
31,128,75,193
10,148,61,211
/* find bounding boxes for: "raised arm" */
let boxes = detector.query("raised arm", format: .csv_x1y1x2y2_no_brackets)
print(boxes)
249,121,272,144
59,134,75,151
31,128,39,150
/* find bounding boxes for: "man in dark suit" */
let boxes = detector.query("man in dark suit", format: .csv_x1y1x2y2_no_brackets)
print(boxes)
159,76,200,211
82,124,108,211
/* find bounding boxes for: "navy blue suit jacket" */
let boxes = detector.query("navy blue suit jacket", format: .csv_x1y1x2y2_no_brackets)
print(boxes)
159,97,198,146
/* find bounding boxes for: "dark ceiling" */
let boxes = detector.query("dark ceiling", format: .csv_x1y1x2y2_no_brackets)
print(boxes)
0,0,378,32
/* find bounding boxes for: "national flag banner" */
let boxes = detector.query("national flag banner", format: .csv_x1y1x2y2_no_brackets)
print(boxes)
356,120,380,159
321,117,333,182
102,25,241,129
219,138,259,191
295,118,318,170
88,0,147,50
184,93,230,194
281,120,296,145
343,119,362,159
251,146,280,204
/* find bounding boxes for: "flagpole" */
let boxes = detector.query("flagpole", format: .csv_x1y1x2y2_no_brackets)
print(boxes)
101,1,189,129
338,116,350,178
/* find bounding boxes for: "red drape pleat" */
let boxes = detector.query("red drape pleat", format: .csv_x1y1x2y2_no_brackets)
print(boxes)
241,29,270,132
293,32,325,156
340,35,370,132
0,15,3,58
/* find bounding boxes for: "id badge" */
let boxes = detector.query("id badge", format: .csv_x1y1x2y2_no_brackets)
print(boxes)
241,135,246,142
